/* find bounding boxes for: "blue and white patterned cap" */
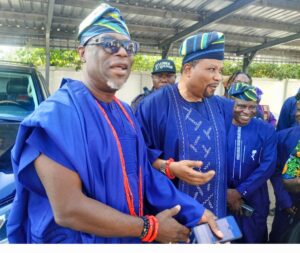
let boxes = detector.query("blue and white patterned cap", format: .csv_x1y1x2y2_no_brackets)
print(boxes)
78,3,130,45
179,31,224,65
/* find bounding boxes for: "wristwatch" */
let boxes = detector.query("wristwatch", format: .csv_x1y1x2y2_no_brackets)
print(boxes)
159,160,167,175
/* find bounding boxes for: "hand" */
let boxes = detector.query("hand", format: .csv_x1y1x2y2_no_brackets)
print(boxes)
227,189,243,216
284,206,297,216
170,160,215,185
199,209,223,239
155,205,190,243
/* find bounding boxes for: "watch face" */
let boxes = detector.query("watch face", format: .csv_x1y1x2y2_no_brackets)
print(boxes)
160,168,166,175
160,161,167,174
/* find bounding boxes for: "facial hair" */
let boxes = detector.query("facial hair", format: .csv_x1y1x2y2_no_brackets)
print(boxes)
107,79,125,90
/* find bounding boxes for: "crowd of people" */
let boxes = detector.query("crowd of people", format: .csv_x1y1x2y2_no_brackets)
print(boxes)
5,3,300,244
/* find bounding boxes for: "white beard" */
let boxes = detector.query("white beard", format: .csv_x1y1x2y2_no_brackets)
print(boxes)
107,79,124,90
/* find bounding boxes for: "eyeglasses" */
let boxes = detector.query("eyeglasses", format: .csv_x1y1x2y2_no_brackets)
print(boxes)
86,37,139,56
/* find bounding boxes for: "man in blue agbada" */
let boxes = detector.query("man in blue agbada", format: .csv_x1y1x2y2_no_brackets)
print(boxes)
277,88,300,131
269,98,300,243
6,3,222,243
136,32,234,221
226,82,277,243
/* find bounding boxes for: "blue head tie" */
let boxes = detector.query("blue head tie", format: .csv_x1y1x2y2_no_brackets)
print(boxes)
228,82,258,102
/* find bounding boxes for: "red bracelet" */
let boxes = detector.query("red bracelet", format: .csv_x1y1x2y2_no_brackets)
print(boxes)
141,215,154,242
148,216,159,243
165,158,175,179
141,215,159,243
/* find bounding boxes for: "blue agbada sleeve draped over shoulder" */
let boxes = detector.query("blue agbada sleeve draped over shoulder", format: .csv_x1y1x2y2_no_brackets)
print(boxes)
7,78,204,244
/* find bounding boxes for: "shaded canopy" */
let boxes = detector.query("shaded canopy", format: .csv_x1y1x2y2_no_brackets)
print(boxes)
1,0,300,64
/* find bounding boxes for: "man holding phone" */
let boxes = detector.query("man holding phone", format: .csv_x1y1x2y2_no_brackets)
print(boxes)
226,83,277,243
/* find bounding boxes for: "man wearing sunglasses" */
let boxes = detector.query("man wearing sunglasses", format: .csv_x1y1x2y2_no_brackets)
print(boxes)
131,59,177,112
7,3,222,244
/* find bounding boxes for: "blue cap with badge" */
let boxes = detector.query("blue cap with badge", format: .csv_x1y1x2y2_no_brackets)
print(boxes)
152,59,176,74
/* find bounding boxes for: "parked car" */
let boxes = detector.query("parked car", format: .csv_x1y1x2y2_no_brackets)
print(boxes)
0,61,49,243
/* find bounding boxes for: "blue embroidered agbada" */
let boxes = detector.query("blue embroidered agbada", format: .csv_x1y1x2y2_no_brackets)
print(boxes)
227,119,277,243
7,79,205,243
136,84,233,219
269,126,300,243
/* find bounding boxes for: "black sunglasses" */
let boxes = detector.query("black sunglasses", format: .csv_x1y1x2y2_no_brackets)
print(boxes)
86,37,139,56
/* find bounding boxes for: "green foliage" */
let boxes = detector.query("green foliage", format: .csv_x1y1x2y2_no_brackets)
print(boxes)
3,47,300,79
131,55,182,72
223,61,243,76
6,47,82,71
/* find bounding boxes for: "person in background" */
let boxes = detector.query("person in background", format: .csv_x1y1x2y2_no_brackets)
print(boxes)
131,59,176,112
224,70,276,127
280,141,300,243
136,31,234,222
6,3,222,244
223,70,252,98
269,99,300,243
226,82,277,243
277,88,300,131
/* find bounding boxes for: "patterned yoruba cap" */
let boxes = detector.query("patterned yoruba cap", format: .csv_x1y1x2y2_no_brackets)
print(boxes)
78,3,130,45
228,82,258,102
179,31,224,65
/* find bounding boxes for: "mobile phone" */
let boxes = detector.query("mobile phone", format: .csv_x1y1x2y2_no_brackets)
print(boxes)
241,203,254,217
192,215,242,244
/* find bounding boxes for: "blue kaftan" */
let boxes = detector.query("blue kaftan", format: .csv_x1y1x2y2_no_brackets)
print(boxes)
227,119,277,243
277,96,297,131
7,79,205,243
136,84,234,219
269,126,300,243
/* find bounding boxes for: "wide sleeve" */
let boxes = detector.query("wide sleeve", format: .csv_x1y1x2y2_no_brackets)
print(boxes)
131,107,205,228
270,169,293,210
236,125,277,199
144,160,205,228
277,97,295,131
270,131,294,209
12,98,86,197
216,96,234,134
135,95,165,163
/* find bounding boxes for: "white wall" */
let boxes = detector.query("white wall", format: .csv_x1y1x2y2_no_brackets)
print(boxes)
39,67,300,118
252,78,299,119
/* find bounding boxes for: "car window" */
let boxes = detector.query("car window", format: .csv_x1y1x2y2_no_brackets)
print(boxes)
0,71,38,119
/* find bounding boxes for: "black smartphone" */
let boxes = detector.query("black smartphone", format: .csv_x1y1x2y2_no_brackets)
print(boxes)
192,215,242,244
241,203,255,217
